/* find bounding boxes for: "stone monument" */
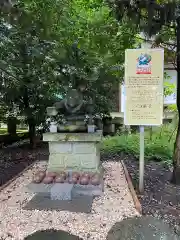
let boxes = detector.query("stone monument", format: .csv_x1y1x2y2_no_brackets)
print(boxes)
26,85,103,206
52,87,94,132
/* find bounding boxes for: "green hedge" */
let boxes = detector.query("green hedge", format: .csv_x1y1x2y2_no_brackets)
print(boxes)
101,124,176,165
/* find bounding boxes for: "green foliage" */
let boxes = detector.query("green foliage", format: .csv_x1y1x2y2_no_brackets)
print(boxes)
164,81,175,97
0,0,66,126
164,72,176,98
111,0,178,36
53,0,138,113
101,123,177,165
168,104,177,111
109,0,178,66
0,0,138,127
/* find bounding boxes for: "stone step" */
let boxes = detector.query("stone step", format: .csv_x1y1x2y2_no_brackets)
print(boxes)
72,183,104,197
25,183,53,194
26,182,104,197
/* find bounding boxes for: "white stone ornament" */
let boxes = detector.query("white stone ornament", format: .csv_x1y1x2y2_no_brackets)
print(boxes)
49,122,57,133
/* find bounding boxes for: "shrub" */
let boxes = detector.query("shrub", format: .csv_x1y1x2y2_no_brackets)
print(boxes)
101,123,176,165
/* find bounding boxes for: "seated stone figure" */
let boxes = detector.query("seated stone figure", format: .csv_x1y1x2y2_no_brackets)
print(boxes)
47,86,95,132
54,88,93,118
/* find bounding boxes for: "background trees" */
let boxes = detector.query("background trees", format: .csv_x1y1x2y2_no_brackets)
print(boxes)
0,0,138,145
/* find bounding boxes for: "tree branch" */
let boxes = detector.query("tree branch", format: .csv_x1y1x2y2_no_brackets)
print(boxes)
0,67,17,80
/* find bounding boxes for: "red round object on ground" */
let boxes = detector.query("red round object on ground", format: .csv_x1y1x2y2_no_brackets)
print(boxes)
43,176,54,184
90,176,100,186
68,177,78,184
92,173,100,178
38,171,46,178
33,171,46,183
80,176,89,185
59,171,67,178
71,177,78,184
72,172,80,179
55,176,65,183
46,172,57,178
33,175,42,183
81,172,91,179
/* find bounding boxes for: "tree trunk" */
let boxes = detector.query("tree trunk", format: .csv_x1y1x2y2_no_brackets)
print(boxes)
171,121,180,184
20,43,37,148
171,16,180,184
27,117,36,148
7,116,17,135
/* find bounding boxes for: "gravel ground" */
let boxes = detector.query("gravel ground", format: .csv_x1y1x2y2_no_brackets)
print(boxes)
124,156,180,236
0,160,138,239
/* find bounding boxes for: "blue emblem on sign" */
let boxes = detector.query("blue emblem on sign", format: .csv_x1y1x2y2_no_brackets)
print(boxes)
137,54,151,65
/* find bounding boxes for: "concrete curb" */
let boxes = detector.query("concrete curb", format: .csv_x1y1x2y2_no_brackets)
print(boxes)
0,160,38,192
121,160,142,214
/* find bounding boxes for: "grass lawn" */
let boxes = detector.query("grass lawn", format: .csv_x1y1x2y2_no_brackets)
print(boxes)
0,128,28,135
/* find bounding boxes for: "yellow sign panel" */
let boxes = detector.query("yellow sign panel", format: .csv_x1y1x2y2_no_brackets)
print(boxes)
124,49,164,126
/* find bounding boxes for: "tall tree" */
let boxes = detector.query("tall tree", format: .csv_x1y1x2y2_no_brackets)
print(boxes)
53,0,139,113
110,0,180,183
0,0,68,145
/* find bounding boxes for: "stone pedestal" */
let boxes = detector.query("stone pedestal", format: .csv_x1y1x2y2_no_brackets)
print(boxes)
43,132,102,173
26,132,103,203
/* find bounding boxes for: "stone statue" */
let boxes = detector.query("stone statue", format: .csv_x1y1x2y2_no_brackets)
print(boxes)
47,86,100,133
54,88,93,118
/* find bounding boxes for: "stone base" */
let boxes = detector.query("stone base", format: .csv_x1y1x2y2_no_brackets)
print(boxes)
43,132,102,173
72,183,104,197
23,193,93,213
26,183,53,195
26,181,104,197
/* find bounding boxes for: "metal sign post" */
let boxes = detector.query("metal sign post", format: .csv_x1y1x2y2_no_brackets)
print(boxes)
139,126,145,193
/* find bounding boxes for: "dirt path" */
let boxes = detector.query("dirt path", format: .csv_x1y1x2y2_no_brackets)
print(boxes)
0,143,48,187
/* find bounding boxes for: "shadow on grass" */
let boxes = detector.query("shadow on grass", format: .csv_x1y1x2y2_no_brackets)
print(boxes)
24,229,83,240
106,216,179,240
